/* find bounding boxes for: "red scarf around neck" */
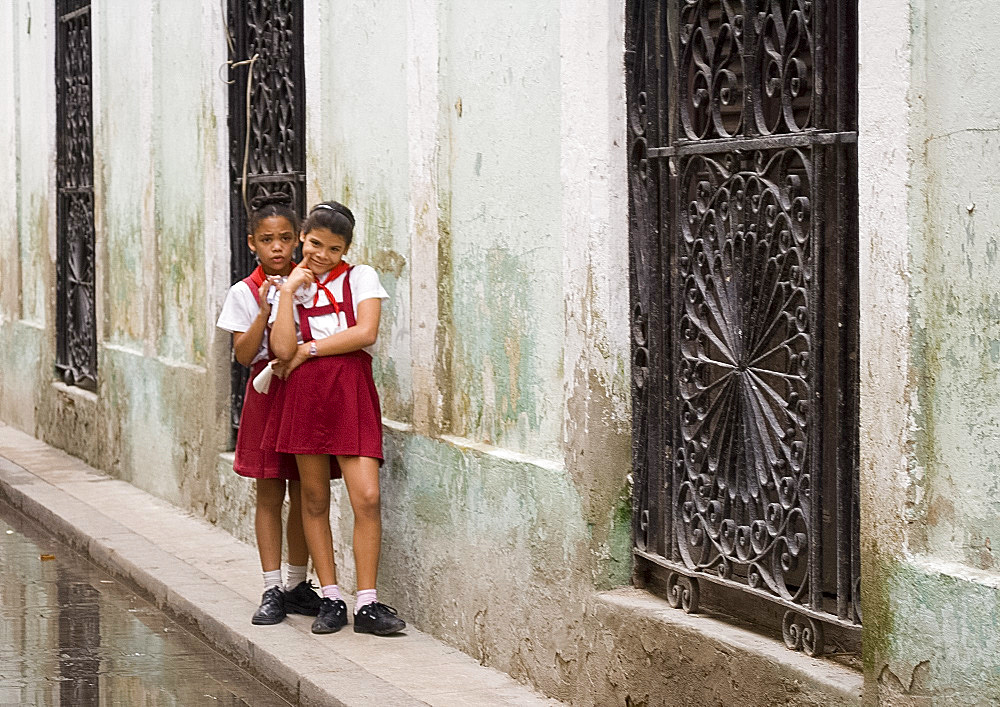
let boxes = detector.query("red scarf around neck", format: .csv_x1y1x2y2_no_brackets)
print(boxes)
247,264,266,289
313,261,351,311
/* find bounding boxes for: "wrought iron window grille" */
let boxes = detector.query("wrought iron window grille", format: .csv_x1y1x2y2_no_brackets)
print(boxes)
225,0,306,437
55,0,97,391
627,0,860,656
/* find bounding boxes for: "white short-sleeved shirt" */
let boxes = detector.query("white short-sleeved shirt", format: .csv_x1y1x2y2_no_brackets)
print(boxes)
267,264,389,355
217,277,286,365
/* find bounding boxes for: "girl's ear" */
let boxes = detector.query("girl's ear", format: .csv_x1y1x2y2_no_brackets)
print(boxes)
246,233,257,252
299,231,306,243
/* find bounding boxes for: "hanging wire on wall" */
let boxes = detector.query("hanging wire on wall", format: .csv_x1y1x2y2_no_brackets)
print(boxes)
219,0,259,217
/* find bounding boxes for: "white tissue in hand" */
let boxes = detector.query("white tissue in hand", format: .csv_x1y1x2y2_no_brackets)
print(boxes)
252,361,275,394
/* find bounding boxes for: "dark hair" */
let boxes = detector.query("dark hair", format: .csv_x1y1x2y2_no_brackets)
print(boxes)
248,192,299,235
302,201,355,247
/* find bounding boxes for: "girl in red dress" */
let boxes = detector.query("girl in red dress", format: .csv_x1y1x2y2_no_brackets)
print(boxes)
267,201,406,636
216,193,322,625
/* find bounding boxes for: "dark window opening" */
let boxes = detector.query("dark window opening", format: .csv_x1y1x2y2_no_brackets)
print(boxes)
627,0,860,657
225,0,307,439
55,0,97,391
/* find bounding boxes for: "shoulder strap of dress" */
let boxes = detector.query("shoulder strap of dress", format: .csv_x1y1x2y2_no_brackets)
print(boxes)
242,265,265,295
342,266,357,328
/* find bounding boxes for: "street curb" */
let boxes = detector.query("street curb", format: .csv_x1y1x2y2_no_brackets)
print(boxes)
0,430,558,707
0,456,373,707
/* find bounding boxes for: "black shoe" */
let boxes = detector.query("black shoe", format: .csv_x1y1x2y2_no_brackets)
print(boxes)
251,586,286,625
311,598,348,634
284,580,322,616
353,602,406,635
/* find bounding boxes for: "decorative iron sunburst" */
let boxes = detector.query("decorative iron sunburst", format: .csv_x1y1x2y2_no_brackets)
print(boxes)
674,148,813,602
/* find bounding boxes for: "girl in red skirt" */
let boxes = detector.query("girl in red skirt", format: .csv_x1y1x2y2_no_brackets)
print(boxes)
266,201,406,636
216,193,322,626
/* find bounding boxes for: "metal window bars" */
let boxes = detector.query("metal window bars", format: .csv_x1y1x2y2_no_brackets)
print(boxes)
225,0,306,436
627,0,860,655
55,0,97,391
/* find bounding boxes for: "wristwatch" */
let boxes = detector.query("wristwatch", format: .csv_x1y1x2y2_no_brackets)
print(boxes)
309,342,318,357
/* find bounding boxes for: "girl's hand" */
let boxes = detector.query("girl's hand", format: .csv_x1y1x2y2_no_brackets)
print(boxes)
273,342,311,379
257,276,278,316
283,255,315,293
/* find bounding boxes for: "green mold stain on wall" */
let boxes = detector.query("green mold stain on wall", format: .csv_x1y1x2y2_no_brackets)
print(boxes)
358,192,409,422
22,194,49,325
435,189,456,435
157,211,206,365
861,551,897,678
450,245,542,446
595,483,634,591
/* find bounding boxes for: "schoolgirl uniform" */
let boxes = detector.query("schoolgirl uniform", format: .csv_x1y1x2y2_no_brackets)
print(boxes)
216,266,297,479
261,262,388,465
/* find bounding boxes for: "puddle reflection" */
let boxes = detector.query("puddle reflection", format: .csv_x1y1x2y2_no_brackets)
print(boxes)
0,499,291,706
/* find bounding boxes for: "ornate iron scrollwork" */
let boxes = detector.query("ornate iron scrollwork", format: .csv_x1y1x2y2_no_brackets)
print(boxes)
753,0,815,135
629,0,859,654
227,0,306,434
676,147,814,603
679,0,747,140
627,0,663,556
782,610,824,656
56,1,97,391
667,573,701,613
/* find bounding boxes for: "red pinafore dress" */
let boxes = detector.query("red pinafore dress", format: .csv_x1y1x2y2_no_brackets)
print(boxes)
261,266,383,474
232,267,298,480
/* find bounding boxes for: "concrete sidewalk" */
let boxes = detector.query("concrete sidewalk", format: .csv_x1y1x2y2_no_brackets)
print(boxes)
0,424,562,707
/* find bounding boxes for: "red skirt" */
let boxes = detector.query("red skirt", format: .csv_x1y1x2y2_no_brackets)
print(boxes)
234,361,299,480
261,350,382,474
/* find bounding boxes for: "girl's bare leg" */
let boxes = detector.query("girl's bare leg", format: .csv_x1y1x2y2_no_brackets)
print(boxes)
255,478,286,572
337,455,381,590
285,479,309,567
294,454,338,587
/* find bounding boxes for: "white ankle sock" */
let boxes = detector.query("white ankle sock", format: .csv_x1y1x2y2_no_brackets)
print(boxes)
355,588,377,613
263,569,282,591
285,564,307,590
321,584,342,601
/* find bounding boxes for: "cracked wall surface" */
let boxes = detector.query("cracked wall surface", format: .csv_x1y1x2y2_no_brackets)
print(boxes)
859,0,1000,703
0,0,233,524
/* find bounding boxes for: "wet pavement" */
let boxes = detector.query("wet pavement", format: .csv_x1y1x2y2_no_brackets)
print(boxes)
0,498,292,707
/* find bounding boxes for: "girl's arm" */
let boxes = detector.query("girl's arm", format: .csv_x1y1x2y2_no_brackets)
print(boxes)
232,310,269,366
314,297,381,354
269,287,300,361
232,276,274,366
271,261,314,360
278,298,381,376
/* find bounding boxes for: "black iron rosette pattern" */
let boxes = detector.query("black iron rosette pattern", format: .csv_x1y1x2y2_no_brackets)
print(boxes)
674,148,814,603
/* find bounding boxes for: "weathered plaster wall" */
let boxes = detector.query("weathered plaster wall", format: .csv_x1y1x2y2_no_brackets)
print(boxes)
304,1,633,701
305,0,413,425
908,0,1000,573
558,0,632,578
438,0,565,458
859,0,1000,702
0,1,235,521
0,5,17,341
0,1,52,435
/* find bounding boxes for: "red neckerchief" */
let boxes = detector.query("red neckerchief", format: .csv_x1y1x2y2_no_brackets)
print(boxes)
247,265,266,289
313,261,351,312
248,263,297,288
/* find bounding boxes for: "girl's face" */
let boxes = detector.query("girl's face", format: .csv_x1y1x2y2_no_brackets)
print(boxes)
248,215,297,275
300,227,349,274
